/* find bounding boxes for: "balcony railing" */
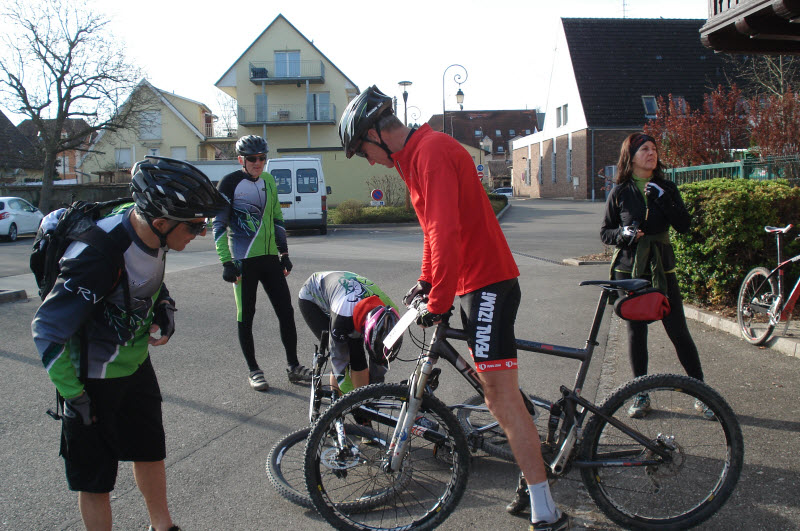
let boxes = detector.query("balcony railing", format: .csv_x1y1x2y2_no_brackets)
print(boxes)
237,103,336,125
248,61,325,84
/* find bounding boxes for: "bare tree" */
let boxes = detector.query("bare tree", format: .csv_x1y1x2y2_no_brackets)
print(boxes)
724,54,800,97
210,91,238,159
0,0,150,211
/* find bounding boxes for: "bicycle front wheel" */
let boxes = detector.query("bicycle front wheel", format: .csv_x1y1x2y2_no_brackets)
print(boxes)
304,383,471,531
579,374,744,530
737,267,778,345
267,427,313,508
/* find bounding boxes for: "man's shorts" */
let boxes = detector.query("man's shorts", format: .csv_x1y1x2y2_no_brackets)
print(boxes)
459,278,521,373
60,356,165,493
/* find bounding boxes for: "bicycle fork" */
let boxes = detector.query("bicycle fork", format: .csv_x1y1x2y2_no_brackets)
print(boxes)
384,355,437,472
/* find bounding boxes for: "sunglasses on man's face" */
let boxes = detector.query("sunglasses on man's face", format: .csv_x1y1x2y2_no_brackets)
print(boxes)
354,137,380,158
245,155,267,163
182,220,208,235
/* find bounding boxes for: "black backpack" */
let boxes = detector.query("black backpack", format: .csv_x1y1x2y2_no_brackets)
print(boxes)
30,198,132,302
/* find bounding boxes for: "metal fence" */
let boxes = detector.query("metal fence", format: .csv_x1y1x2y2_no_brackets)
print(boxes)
667,155,800,186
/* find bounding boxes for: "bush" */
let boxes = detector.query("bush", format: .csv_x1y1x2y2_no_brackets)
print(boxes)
330,201,418,224
332,199,364,224
673,178,800,306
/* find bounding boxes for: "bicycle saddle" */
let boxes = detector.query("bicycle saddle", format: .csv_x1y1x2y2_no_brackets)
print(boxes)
765,225,792,234
580,279,651,291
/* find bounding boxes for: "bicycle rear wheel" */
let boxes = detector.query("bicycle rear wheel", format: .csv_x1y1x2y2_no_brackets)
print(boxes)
579,374,744,530
737,267,778,345
456,393,554,462
304,383,471,531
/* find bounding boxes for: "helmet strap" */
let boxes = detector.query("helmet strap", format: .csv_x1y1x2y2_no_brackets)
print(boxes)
373,122,394,158
146,217,179,249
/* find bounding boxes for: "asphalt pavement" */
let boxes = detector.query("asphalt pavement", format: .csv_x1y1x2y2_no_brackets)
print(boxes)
1,198,799,530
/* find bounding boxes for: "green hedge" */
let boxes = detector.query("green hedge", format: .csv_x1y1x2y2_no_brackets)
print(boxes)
330,200,418,224
673,178,800,306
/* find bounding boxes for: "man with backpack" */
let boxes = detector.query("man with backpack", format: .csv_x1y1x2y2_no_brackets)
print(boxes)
31,157,228,531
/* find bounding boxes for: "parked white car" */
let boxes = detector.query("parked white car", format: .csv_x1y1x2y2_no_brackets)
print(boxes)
492,187,513,198
0,196,44,241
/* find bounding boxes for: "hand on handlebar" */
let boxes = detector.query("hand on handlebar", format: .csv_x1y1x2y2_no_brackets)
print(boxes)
403,280,431,307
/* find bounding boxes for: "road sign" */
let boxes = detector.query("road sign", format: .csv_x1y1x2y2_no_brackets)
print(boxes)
477,164,484,172
371,189,384,201
370,200,385,207
478,171,484,180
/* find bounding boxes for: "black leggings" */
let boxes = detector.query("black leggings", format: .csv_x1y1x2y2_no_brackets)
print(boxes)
235,255,298,371
614,271,704,381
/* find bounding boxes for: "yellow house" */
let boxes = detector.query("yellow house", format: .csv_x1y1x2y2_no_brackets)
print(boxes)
79,79,232,182
215,13,398,206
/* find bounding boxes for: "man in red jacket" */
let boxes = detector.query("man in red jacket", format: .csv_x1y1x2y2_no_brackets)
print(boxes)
338,86,568,531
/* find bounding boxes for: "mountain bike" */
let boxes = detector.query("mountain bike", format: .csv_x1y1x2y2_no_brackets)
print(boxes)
737,224,800,345
303,278,744,531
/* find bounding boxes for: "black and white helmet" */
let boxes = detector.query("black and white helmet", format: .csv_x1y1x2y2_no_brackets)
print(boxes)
130,156,228,221
363,305,403,364
236,135,268,156
338,85,394,158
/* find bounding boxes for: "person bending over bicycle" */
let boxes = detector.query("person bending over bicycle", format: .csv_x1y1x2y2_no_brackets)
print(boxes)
338,86,568,531
298,271,402,393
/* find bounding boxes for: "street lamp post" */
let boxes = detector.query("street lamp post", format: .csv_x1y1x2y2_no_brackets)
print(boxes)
398,80,412,126
442,64,468,135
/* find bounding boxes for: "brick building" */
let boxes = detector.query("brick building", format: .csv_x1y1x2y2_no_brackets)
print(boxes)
513,18,732,201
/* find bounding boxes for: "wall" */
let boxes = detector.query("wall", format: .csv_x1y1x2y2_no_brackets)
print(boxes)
0,184,131,213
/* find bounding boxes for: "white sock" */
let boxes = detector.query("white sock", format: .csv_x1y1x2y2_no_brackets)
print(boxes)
528,480,560,524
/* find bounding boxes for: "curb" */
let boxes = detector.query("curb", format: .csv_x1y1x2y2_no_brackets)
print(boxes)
562,258,610,266
0,289,28,304
684,304,800,359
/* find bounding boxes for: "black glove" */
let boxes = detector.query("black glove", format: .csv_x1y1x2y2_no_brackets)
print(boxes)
64,392,93,426
403,280,432,307
280,254,293,273
222,261,240,283
416,307,452,328
644,182,665,201
153,298,177,338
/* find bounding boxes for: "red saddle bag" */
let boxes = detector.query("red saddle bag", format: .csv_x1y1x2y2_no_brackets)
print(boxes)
614,288,671,323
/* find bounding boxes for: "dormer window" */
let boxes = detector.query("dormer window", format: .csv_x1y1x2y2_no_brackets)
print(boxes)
672,96,687,115
642,95,658,119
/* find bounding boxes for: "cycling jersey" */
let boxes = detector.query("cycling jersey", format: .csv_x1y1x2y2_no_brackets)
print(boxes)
298,271,397,376
213,169,287,262
32,205,171,399
391,124,519,314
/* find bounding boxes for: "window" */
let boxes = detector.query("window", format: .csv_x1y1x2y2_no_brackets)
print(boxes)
308,92,331,121
271,169,292,194
497,146,504,153
115,148,132,169
642,96,658,118
509,129,515,137
474,129,482,137
256,94,268,122
538,156,543,184
525,129,531,135
562,104,568,126
139,111,161,140
171,147,187,160
275,51,301,77
556,106,562,127
297,168,319,193
495,129,502,137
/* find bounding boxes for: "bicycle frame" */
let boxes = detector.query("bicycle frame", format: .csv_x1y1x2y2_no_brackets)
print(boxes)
377,282,673,474
753,230,800,322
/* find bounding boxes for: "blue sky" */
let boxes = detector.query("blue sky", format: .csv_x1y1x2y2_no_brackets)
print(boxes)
2,0,709,126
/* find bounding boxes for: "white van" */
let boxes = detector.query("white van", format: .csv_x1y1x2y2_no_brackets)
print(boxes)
266,157,331,235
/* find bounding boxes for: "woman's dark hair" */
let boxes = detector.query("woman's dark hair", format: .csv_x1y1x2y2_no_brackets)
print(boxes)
615,132,666,184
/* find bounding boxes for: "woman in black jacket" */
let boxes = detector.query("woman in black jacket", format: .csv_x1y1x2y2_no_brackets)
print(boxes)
600,132,712,419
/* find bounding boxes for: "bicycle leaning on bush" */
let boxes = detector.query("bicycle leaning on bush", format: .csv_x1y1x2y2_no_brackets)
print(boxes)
303,278,744,531
738,224,800,345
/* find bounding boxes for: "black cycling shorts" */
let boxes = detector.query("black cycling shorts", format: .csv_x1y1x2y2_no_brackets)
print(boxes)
60,357,165,493
459,278,521,373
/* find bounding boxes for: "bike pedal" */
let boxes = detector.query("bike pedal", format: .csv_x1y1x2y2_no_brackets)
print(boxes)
427,368,442,392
